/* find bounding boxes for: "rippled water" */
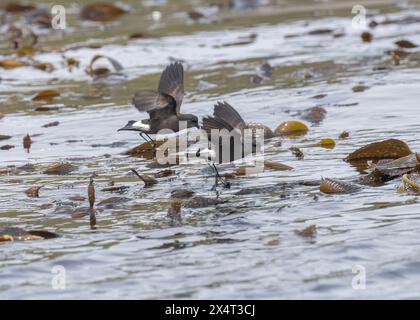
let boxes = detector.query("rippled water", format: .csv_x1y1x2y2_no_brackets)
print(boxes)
1,0,420,299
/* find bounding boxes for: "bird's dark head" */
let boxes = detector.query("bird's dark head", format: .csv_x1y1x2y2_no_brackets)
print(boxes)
118,120,137,132
118,120,151,132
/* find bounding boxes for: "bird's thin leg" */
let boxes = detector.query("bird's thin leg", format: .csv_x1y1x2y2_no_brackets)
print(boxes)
208,163,218,192
144,132,157,156
139,132,157,156
210,163,230,190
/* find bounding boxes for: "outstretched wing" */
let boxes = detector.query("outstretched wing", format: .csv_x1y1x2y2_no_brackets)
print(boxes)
158,62,184,115
213,101,246,130
132,90,172,113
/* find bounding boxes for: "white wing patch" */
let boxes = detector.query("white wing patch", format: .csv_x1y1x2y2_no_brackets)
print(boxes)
132,121,150,131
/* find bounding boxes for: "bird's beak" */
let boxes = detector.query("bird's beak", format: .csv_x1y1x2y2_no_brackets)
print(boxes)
118,123,135,132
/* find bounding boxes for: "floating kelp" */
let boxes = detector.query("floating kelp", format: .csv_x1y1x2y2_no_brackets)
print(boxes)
154,169,175,178
361,31,373,43
88,177,95,209
359,153,420,186
0,59,27,69
263,160,293,171
32,89,60,102
43,163,77,175
23,134,32,151
397,173,420,193
2,2,35,13
290,147,304,160
345,139,412,166
80,2,127,21
246,123,275,139
352,84,369,92
171,189,195,199
274,121,309,137
85,54,124,79
0,227,58,242
308,28,333,35
339,131,349,139
395,39,418,48
42,121,60,128
216,33,257,48
97,197,130,209
1,145,15,150
131,169,158,187
294,225,317,238
101,186,129,193
320,178,361,194
183,196,224,208
126,140,166,159
369,153,419,177
24,186,43,198
32,61,55,72
0,135,11,141
235,184,291,195
299,106,327,125
296,138,336,150
167,201,182,225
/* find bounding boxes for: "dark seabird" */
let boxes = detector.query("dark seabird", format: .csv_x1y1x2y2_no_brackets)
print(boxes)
118,62,199,143
199,101,267,188
201,101,267,163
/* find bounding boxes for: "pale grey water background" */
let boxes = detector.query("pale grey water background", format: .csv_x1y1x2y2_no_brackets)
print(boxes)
1,0,420,299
